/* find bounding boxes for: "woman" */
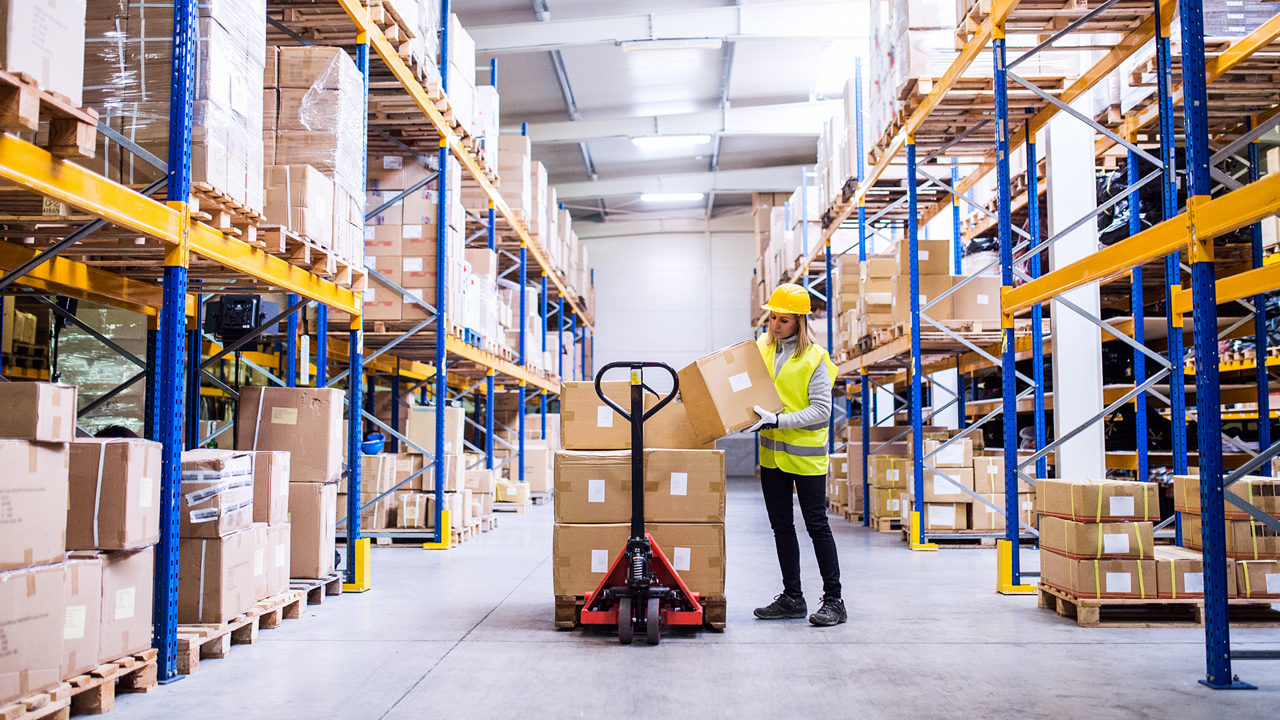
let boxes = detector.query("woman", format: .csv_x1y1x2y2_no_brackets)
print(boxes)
745,283,845,626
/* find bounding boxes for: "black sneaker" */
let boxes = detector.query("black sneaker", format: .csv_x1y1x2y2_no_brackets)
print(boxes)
809,596,847,626
753,593,807,620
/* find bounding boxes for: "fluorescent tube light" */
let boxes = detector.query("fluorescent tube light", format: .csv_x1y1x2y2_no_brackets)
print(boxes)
620,38,723,52
631,134,712,150
640,193,705,202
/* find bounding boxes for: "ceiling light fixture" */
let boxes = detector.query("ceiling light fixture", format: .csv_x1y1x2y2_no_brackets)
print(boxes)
640,192,705,202
619,38,723,52
631,134,712,150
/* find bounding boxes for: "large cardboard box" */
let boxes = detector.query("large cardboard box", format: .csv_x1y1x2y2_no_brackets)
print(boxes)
67,439,162,551
266,523,290,598
560,381,654,450
970,456,1034,494
553,450,631,523
179,450,255,538
62,556,102,680
0,0,87,107
0,563,63,705
950,276,1002,323
288,482,337,578
0,382,76,442
1174,474,1280,519
644,449,726,523
1155,545,1234,599
0,439,69,571
464,469,496,493
252,451,291,525
922,467,973,503
923,438,972,467
891,275,953,324
237,387,345,483
1236,559,1280,599
495,479,531,504
523,443,554,493
397,493,431,528
677,341,783,445
923,503,968,530
1040,548,1157,599
898,239,951,276
1038,516,1154,559
969,494,1037,532
99,547,154,664
645,400,716,450
1182,513,1280,560
870,456,910,489
869,487,903,518
405,405,466,456
649,523,725,597
1036,479,1159,523
552,522,726,598
179,529,256,624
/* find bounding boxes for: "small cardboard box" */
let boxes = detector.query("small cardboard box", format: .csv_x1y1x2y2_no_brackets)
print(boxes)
495,479,530,504
1155,545,1234,599
266,523,290,597
923,438,972,468
897,239,952,276
0,563,64,706
0,382,76,442
922,467,973,503
1040,548,1157,599
396,453,427,490
179,450,255,538
870,456,910,489
1036,479,1159,523
179,529,256,624
251,451,291,526
950,276,1002,323
553,450,631,524
969,494,1037,532
237,387,345,483
1038,516,1155,559
923,503,968,530
405,405,466,456
677,341,783,445
645,449,726,523
98,546,154,664
62,556,103,680
0,439,69,571
559,381,654,450
869,487,903,519
645,400,717,450
68,439,162,551
288,482,337,579
397,493,431,528
523,443,554,493
971,456,1034,494
891,275,953,324
464,469,496,493
1235,559,1280,599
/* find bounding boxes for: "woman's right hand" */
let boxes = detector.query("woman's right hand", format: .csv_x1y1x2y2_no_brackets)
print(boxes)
744,405,778,433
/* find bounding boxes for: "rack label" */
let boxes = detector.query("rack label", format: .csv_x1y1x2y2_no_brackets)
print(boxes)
670,472,688,496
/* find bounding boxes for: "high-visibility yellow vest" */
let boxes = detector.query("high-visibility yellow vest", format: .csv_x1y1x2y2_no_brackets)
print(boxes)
756,334,838,476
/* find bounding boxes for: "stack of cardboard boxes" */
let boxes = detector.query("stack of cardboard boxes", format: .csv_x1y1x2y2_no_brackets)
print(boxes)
826,452,863,515
338,454,396,531
1174,475,1279,600
396,405,479,530
177,450,258,624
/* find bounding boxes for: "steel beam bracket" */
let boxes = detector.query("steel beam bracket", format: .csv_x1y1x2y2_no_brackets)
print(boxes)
1187,195,1214,263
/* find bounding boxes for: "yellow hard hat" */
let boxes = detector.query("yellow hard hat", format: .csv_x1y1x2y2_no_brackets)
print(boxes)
761,283,811,315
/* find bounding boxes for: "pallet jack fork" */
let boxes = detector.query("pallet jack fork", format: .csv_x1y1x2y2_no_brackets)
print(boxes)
577,362,704,644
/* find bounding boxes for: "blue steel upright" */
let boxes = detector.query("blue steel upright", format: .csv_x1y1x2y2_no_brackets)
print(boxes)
486,200,496,469
1180,0,1245,690
185,293,204,449
951,161,962,275
558,297,565,379
993,30,1022,581
541,272,549,439
285,293,299,387
1026,133,1047,480
431,0,452,542
861,371,870,527
1127,151,1148,483
519,242,528,484
570,310,578,380
907,140,925,544
316,305,328,386
856,78,868,529
1249,119,1271,474
154,0,197,683
346,37,370,578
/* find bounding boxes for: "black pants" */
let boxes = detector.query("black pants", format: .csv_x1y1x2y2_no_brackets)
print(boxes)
760,465,841,599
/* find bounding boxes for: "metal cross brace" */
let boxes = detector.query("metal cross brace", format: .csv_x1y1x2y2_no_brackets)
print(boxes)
372,128,439,170
923,459,1040,535
921,313,1038,386
78,370,146,419
36,296,145,367
97,123,168,171
463,414,517,451
370,270,439,314
1211,113,1280,165
1008,71,1163,168
365,171,439,221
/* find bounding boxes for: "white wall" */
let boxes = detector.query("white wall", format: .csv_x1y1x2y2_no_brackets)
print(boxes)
578,215,755,388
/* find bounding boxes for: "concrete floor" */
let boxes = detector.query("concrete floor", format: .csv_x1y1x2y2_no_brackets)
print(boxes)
116,477,1280,719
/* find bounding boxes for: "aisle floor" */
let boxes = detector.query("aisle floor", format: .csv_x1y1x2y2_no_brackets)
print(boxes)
117,477,1280,719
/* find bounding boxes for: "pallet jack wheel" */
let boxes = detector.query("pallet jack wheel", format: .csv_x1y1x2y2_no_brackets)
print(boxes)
618,597,633,645
647,597,660,645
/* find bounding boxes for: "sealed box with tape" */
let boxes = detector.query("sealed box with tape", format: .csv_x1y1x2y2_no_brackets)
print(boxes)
1039,549,1157,600
559,381,655,450
1236,559,1280,599
0,381,77,442
1035,479,1159,523
179,528,256,624
643,449,726,523
0,440,69,572
179,450,255,539
553,450,631,523
0,563,64,706
677,340,783,446
61,555,103,681
98,546,155,663
1038,516,1154,560
1155,545,1234,599
68,438,163,551
251,451,291,526
236,387,344,484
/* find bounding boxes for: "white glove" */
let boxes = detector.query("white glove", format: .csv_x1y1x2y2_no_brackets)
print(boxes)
744,405,779,433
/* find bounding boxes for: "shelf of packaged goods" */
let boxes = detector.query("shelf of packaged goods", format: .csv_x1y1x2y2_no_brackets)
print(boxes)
1,366,50,381
443,335,559,394
1104,451,1254,472
324,0,593,327
0,135,361,316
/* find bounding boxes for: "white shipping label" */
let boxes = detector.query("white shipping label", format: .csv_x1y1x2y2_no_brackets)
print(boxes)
254,549,265,577
271,407,299,425
280,479,289,496
406,505,418,519
596,405,614,428
444,442,453,453
891,498,901,511
364,226,375,241
728,372,753,392
1102,533,1130,555
1105,572,1132,594
64,605,86,640
588,478,606,503
402,225,423,240
840,462,847,475
1109,495,1136,517
115,587,136,620
506,486,517,496
932,476,960,495
937,444,963,465
139,476,153,508
403,257,424,272
1267,574,1280,595
918,250,930,261
591,549,609,573
889,469,899,483
1184,572,1205,594
673,547,692,572
928,504,957,528
275,544,287,568
976,294,990,305
384,155,403,169
670,472,688,496
919,294,928,305
1021,500,1034,511
987,464,999,475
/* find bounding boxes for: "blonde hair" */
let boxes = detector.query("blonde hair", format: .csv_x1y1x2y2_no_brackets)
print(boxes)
766,313,812,355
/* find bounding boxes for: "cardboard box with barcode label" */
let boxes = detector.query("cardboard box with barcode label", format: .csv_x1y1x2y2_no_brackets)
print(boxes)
61,556,102,680
1036,479,1159,523
560,381,656,450
923,502,969,530
922,467,973,503
1038,516,1154,559
644,449,726,523
237,387,345,483
179,529,256,624
552,522,725,598
289,481,337,579
870,456,910,489
252,451,290,526
0,382,77,442
922,438,971,468
179,450,255,538
870,487,902,519
969,494,1037,532
554,450,631,523
99,546,154,663
495,479,531,504
0,562,63,705
1155,545,1234,599
67,438,162,551
950,276,1002,323
677,341,783,446
896,239,951,276
1236,559,1280,599
1040,548,1157,599
405,405,466,457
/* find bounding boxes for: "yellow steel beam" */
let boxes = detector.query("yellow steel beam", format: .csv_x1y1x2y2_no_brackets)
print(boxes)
1004,171,1280,314
327,336,435,380
1172,262,1280,315
0,241,165,316
445,335,559,393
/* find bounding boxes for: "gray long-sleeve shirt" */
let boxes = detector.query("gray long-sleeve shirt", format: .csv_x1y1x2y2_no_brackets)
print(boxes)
771,335,832,431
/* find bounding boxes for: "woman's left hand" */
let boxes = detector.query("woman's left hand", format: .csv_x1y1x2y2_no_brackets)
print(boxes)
744,405,778,433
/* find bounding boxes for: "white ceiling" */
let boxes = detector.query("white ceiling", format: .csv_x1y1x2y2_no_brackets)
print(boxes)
455,0,869,222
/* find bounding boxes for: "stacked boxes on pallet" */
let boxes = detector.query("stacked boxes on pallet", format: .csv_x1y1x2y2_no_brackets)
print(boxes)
1037,480,1163,600
910,438,975,532
827,452,861,513
177,450,258,624
401,405,476,529
2,0,86,106
967,452,1037,533
338,454,396,531
1174,475,1279,600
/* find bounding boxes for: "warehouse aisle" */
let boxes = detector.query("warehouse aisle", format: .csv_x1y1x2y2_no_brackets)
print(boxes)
115,479,1280,720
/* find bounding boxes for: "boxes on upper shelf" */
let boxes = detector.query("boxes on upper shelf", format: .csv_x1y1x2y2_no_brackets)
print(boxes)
405,405,466,456
0,0,87,107
0,439,69,572
67,438,163,551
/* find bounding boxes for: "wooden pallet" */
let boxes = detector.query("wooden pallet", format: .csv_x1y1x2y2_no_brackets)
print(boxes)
0,68,98,159
530,491,552,506
555,595,727,631
291,573,344,606
1038,583,1280,628
190,182,265,246
871,516,901,533
842,506,863,524
493,500,532,513
175,589,306,674
0,650,157,720
479,514,498,532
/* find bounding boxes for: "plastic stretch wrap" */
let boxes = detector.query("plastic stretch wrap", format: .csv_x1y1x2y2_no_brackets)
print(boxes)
57,305,147,437
269,46,365,202
81,0,267,213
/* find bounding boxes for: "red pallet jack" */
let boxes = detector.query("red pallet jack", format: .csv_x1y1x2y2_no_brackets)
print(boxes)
578,362,704,645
